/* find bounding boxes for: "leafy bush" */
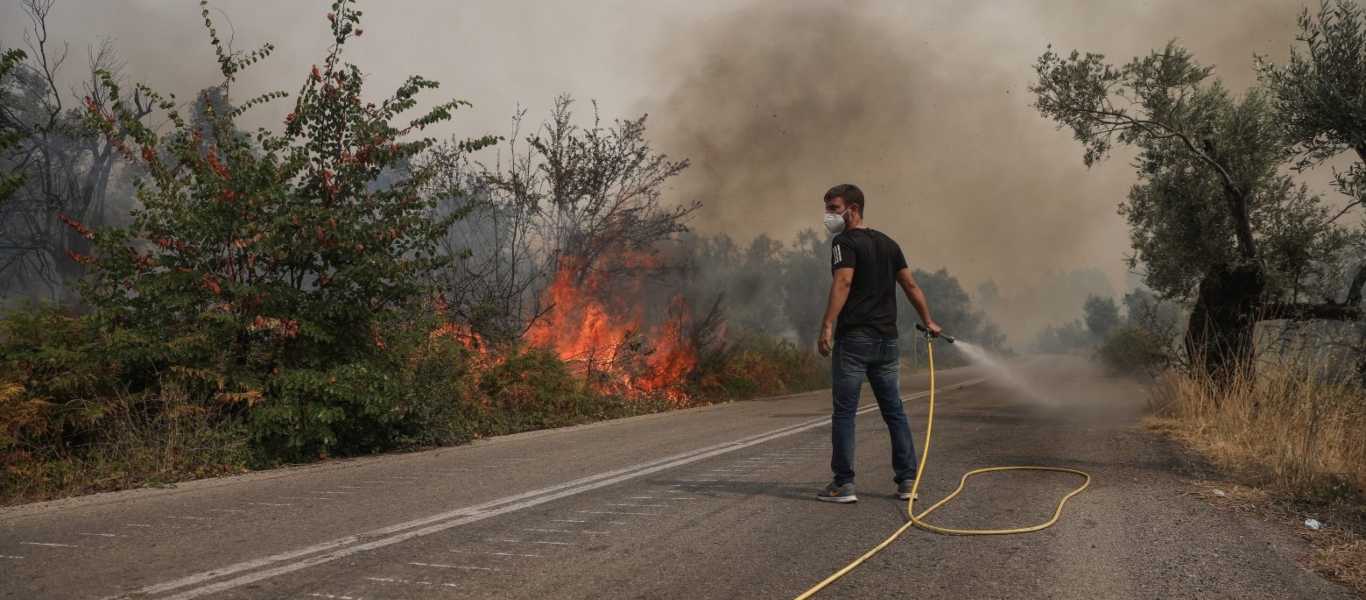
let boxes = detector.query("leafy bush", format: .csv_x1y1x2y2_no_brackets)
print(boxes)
1096,326,1172,378
1,301,249,505
691,329,830,400
68,0,494,461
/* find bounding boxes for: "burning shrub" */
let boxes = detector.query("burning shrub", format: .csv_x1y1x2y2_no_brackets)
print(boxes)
521,249,703,403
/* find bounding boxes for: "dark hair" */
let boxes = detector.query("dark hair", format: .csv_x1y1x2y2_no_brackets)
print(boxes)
824,183,865,216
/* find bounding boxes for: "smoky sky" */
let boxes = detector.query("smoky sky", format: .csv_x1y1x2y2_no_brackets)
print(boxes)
0,0,1310,300
646,0,1305,297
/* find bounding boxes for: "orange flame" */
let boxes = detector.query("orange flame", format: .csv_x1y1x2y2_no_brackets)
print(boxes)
526,253,696,402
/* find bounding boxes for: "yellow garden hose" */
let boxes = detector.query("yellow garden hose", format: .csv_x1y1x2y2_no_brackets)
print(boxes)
794,339,1092,600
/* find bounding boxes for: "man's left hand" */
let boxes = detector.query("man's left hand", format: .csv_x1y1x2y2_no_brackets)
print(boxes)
818,326,834,357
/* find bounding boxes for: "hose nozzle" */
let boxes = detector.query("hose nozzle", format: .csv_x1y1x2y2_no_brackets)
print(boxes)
915,323,955,344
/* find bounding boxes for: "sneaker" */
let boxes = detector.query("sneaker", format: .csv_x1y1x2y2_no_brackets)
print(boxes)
817,481,858,503
897,479,920,501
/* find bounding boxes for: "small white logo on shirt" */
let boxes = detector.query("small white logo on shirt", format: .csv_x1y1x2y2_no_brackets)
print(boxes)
832,246,842,265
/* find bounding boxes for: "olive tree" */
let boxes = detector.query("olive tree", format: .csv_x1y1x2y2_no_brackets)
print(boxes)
1032,42,1357,378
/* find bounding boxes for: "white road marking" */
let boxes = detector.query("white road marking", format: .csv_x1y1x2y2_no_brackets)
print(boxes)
626,496,658,499
336,486,366,489
451,549,544,558
306,491,354,495
364,576,459,588
165,516,212,521
489,539,573,546
605,503,665,507
77,533,125,538
0,555,24,559
387,476,422,480
520,529,607,534
20,542,78,548
408,562,495,571
306,594,364,600
578,510,660,516
111,377,988,600
124,524,155,528
205,509,246,514
245,503,293,507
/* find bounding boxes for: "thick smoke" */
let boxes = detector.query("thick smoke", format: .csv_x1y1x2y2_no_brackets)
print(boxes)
648,0,1304,335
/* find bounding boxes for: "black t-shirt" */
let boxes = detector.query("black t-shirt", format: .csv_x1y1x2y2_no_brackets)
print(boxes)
831,228,909,339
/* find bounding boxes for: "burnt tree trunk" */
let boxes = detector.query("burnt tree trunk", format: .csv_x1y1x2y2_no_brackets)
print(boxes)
1185,263,1264,385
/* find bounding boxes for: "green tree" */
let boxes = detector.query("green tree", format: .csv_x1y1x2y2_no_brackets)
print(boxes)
1032,42,1356,378
1259,0,1366,214
74,0,495,458
1083,294,1120,341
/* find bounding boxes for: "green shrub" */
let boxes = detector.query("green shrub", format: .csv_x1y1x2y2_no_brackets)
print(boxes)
1,301,250,506
691,330,829,400
1097,326,1172,378
68,1,495,462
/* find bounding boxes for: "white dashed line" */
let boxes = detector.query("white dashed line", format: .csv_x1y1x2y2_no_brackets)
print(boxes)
0,555,24,559
19,542,78,548
77,533,125,538
520,529,608,534
364,576,459,588
451,549,544,558
408,562,496,571
578,510,660,516
245,503,293,507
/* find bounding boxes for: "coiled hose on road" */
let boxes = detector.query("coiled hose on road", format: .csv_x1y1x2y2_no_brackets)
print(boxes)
794,337,1092,600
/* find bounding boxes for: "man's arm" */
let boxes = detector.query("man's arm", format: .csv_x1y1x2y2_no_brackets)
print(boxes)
818,268,853,356
897,268,942,336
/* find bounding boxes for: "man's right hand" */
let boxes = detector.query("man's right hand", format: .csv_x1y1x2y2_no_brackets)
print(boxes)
925,321,943,338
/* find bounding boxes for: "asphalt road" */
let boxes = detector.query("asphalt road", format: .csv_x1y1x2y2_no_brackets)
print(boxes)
0,356,1352,600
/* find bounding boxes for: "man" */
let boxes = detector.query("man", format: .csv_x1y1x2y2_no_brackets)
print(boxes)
816,183,941,503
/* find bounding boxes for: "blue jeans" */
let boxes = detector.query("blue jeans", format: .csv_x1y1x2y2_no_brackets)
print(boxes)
830,336,917,485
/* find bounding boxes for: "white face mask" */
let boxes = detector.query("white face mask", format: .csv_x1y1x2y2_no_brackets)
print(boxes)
823,209,848,236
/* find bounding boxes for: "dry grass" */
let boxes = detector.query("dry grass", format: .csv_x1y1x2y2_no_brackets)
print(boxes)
1145,363,1366,595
